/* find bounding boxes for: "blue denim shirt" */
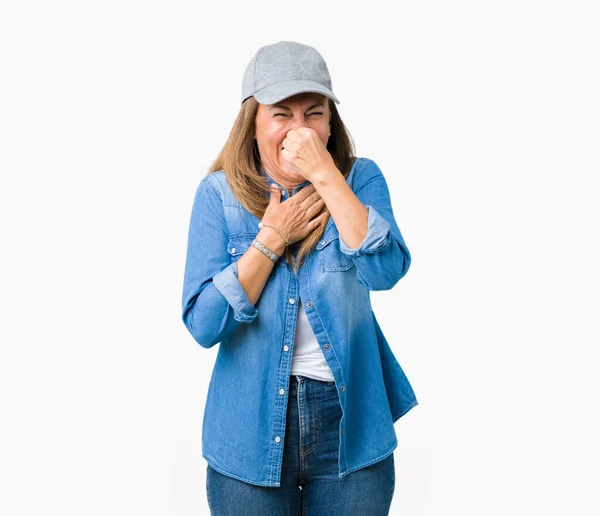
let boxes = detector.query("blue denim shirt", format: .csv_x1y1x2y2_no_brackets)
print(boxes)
181,156,418,487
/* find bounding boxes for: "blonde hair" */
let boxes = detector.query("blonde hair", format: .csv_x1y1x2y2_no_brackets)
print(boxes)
207,96,356,273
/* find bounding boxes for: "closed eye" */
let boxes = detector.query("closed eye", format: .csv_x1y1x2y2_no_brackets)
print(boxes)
274,112,323,117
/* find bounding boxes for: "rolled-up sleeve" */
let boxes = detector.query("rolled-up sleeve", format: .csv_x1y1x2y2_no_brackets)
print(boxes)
339,204,392,256
181,176,258,349
213,261,259,323
338,159,411,291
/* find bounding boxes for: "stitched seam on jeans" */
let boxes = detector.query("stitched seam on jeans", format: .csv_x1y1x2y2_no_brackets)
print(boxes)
300,381,318,456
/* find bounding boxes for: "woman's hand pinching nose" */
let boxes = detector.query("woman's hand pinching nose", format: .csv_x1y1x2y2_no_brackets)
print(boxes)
281,127,335,182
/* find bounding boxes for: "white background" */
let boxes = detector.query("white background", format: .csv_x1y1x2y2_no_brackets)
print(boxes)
1,1,599,514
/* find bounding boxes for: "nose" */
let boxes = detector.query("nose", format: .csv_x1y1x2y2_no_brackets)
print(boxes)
289,115,309,130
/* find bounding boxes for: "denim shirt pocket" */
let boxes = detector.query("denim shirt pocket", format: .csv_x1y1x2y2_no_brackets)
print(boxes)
227,234,254,259
315,225,355,272
227,233,277,279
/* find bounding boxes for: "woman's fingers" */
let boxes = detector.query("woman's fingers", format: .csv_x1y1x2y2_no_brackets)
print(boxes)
298,191,322,212
308,198,325,218
310,209,329,229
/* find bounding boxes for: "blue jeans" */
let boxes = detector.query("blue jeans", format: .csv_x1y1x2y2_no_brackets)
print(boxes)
206,375,396,515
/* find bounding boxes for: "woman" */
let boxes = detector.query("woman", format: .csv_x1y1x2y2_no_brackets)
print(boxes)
181,40,418,515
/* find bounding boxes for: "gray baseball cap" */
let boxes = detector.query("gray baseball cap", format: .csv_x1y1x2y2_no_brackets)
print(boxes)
241,40,340,106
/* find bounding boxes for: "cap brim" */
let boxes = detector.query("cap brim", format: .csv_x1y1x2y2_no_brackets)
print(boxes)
253,79,340,105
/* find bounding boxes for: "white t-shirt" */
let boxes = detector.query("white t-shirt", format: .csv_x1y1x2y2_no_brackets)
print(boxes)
289,298,335,382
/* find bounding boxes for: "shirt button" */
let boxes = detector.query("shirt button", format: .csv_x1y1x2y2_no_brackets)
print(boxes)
231,247,236,253
324,344,330,350
275,436,281,443
283,345,289,352
279,389,285,395
300,261,304,266
306,301,312,307
289,298,295,304
340,385,345,392
341,429,344,435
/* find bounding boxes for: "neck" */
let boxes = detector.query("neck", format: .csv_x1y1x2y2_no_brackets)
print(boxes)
261,165,304,191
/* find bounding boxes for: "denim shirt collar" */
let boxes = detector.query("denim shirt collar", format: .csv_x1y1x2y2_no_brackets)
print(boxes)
259,165,312,197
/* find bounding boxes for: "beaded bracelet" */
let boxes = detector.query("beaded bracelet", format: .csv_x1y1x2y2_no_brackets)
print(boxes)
258,221,290,245
251,239,280,262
